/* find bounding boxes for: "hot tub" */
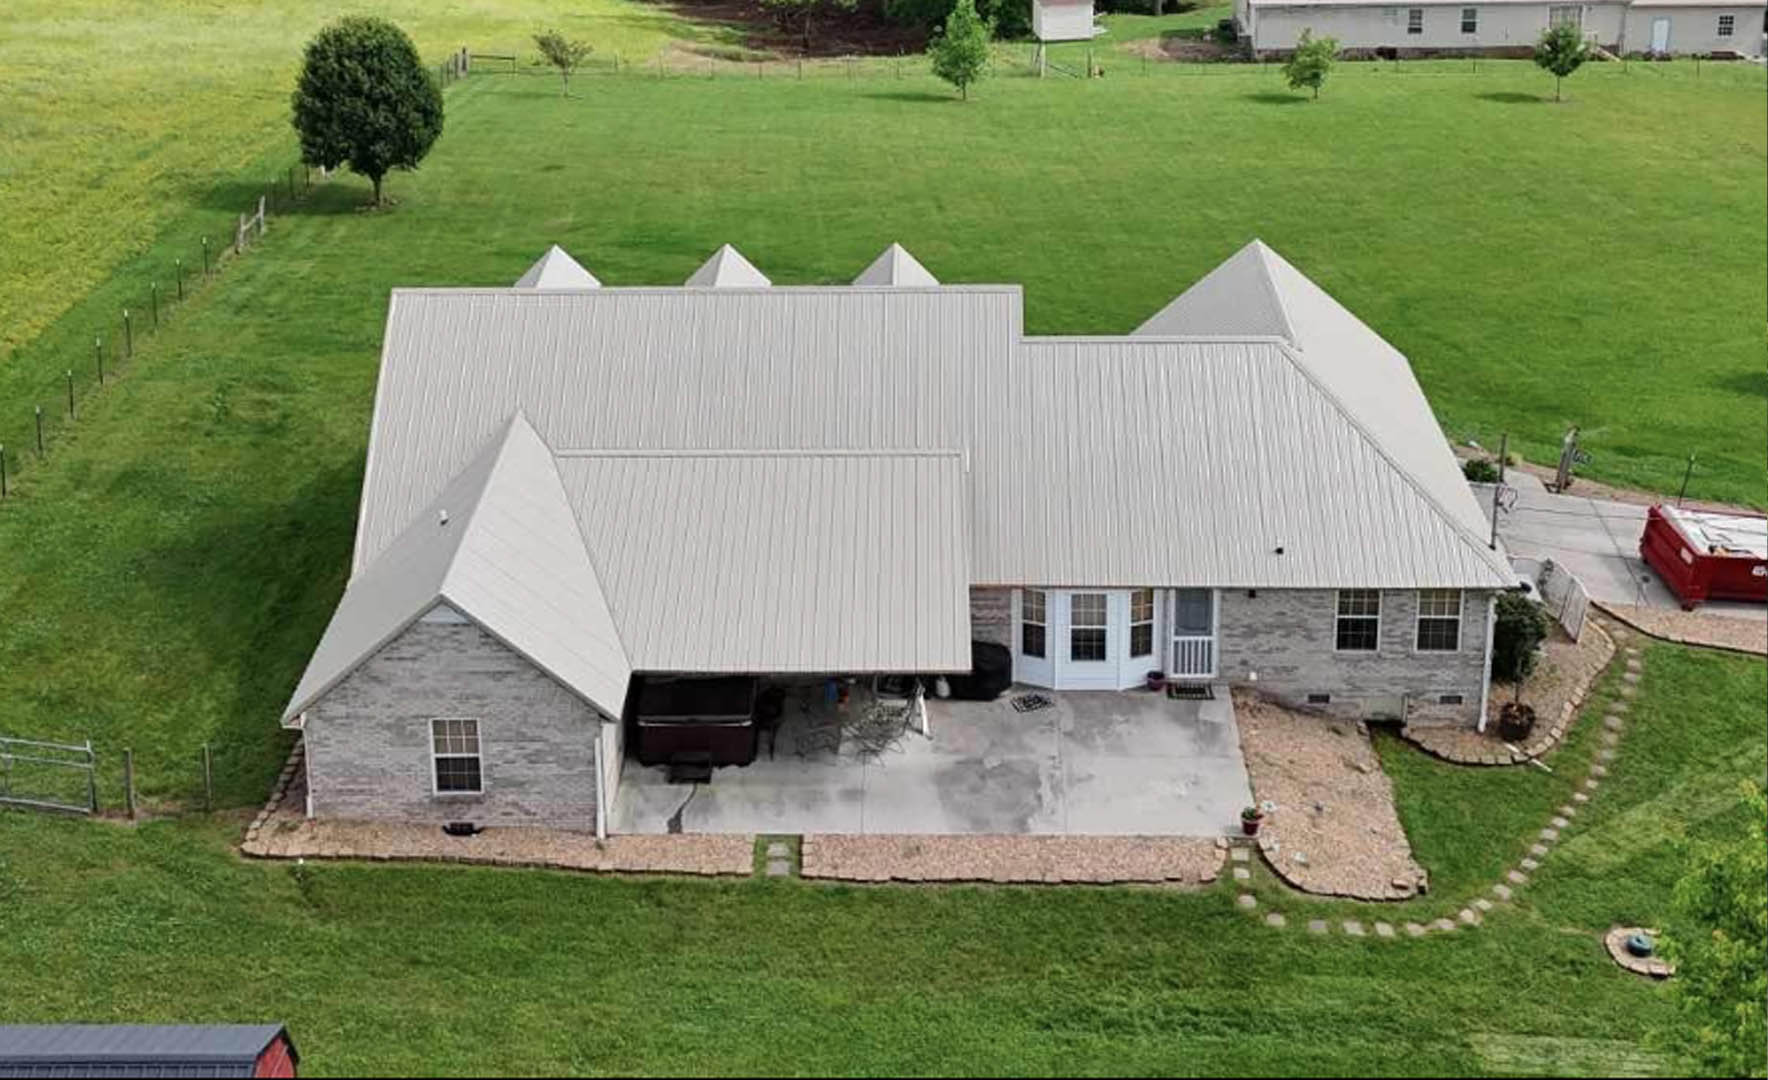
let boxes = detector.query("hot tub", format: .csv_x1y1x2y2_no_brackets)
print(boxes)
1640,504,1767,609
632,675,759,767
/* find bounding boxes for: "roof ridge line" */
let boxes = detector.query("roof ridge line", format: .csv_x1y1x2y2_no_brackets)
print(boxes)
1250,242,1301,346
551,447,966,459
1272,341,1513,583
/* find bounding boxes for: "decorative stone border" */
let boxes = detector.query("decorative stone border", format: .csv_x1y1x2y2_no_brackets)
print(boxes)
244,738,304,850
1237,615,1643,946
1605,926,1675,978
1403,621,1615,767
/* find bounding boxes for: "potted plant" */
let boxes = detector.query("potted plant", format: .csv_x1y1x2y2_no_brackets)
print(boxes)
1146,670,1167,692
1241,805,1265,836
1492,592,1550,741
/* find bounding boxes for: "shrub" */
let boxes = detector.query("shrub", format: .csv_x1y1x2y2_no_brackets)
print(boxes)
1462,457,1501,483
1283,28,1339,100
1491,592,1551,689
291,17,443,206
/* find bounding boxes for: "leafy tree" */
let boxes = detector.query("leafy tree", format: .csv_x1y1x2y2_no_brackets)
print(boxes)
1282,29,1338,100
761,0,860,51
883,0,1028,40
1491,591,1551,699
534,29,594,96
1534,23,1588,101
292,17,443,206
1658,782,1767,1077
931,0,991,99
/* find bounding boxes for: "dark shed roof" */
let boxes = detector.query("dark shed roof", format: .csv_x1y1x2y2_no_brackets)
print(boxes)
0,1025,295,1078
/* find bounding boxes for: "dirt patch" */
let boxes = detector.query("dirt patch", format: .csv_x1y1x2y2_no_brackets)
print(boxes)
646,0,929,59
1125,34,1241,64
1600,602,1767,656
1235,691,1426,900
801,833,1225,884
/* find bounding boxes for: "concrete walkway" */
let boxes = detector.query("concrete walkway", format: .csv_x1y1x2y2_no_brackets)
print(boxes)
612,688,1252,838
1485,469,1761,622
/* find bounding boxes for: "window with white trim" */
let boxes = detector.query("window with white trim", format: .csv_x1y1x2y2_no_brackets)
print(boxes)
1415,590,1463,652
1461,7,1478,33
1129,589,1155,658
1335,590,1381,651
1718,13,1735,35
1549,4,1582,29
1408,7,1424,33
432,718,483,794
1070,592,1108,662
1022,589,1047,659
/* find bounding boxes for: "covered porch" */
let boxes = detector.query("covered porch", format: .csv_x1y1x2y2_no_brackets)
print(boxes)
610,683,1252,837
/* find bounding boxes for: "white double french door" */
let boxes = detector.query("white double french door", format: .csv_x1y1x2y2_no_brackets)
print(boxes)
1013,588,1162,690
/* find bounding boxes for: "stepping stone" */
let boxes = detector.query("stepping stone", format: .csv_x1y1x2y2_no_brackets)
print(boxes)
1539,827,1560,842
1236,894,1258,910
1431,918,1458,932
766,841,790,859
1492,883,1513,901
1622,671,1640,683
1231,847,1251,863
1458,908,1482,926
765,859,792,878
1551,816,1570,830
1591,763,1609,778
1264,912,1287,929
1529,843,1550,857
1233,867,1251,881
1374,922,1395,939
1343,920,1365,937
1404,922,1428,937
1598,748,1617,762
1521,857,1540,871
1610,700,1630,714
1585,778,1601,791
1558,805,1577,817
1508,869,1529,885
1602,731,1620,746
1474,898,1494,912
1572,792,1590,803
1604,717,1625,732
1307,919,1329,935
1620,685,1637,699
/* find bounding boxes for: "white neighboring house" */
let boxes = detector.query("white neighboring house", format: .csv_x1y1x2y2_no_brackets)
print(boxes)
1033,0,1099,41
1236,0,1765,56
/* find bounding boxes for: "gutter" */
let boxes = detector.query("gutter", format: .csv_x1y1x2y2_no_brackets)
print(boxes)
593,722,609,841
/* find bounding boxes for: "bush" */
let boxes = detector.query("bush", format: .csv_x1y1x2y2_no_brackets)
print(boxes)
291,17,443,206
885,0,1028,40
1491,592,1551,688
1213,18,1239,45
1462,457,1500,483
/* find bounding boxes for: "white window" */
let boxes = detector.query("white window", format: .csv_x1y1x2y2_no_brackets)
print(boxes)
431,718,483,794
1718,13,1735,35
1070,593,1108,662
1549,5,1582,29
1022,589,1047,659
1335,590,1381,652
1461,7,1478,33
1415,590,1463,652
1408,7,1424,33
1129,589,1155,658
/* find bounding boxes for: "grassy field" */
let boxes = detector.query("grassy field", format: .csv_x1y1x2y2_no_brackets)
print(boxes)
2,640,1758,1075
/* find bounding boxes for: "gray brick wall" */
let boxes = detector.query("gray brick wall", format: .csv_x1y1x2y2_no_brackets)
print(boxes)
969,587,1012,647
303,613,602,830
1216,588,1490,724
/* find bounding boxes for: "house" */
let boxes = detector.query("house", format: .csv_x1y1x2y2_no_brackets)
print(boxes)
280,240,1515,834
1032,0,1099,41
0,1025,299,1078
1234,0,1766,57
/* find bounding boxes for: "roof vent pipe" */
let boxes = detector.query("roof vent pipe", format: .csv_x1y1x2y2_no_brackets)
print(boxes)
439,509,450,527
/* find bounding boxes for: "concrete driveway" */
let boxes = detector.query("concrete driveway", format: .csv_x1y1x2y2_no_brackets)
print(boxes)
610,686,1251,837
1485,469,1762,621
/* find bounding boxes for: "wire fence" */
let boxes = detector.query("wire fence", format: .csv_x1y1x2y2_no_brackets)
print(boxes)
0,728,289,820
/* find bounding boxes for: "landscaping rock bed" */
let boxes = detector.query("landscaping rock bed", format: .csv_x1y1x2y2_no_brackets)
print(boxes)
1234,692,1426,900
1600,602,1766,657
799,833,1225,885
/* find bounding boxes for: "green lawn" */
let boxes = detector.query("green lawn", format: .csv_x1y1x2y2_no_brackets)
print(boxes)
3,640,1759,1075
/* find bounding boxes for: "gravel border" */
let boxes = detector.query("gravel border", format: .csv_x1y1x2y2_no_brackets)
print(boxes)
800,833,1226,885
1598,602,1766,657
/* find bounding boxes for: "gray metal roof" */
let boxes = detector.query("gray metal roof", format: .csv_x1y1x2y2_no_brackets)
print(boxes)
0,1025,290,1078
685,244,770,287
514,244,600,288
286,415,630,722
854,243,939,287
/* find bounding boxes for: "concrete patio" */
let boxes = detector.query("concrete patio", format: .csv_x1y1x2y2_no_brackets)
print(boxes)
610,686,1252,838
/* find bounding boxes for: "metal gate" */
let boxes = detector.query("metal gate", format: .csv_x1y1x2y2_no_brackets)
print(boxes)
0,735,97,814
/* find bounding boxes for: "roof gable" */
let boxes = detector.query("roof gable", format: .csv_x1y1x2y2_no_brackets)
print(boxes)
853,243,939,287
515,245,600,289
685,244,770,287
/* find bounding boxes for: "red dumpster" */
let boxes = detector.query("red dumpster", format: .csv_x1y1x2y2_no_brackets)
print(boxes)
1640,504,1768,609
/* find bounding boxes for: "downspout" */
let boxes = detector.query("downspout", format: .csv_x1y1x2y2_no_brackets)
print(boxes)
1476,591,1497,733
593,720,609,841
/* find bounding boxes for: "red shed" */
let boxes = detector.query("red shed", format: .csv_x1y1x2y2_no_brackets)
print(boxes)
1640,504,1768,609
0,1024,299,1078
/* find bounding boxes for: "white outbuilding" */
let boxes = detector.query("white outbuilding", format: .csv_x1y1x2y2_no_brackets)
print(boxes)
1032,0,1099,42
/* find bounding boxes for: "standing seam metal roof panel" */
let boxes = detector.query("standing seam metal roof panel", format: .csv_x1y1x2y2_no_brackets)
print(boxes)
0,1025,291,1079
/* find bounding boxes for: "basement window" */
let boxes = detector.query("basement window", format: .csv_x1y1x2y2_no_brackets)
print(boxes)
1307,693,1332,705
1408,7,1424,33
1415,590,1464,652
1439,694,1465,705
1719,14,1735,35
1461,7,1478,33
432,718,483,794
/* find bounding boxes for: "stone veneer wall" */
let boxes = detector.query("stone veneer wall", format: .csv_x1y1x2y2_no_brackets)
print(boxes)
303,613,602,830
1215,588,1491,725
970,587,1012,648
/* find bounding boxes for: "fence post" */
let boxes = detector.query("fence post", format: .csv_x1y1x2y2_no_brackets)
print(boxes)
176,258,185,300
96,336,105,385
799,58,804,80
1,445,7,498
123,308,132,359
259,195,267,239
202,236,211,277
86,741,97,814
124,749,136,820
66,371,74,419
236,214,245,254
34,405,43,458
151,281,159,328
203,743,213,812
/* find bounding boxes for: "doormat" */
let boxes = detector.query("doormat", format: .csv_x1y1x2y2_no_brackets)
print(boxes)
1166,683,1213,700
1011,693,1055,713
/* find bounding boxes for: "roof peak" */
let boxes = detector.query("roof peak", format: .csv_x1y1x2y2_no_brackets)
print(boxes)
686,244,771,287
854,243,939,287
514,245,601,289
